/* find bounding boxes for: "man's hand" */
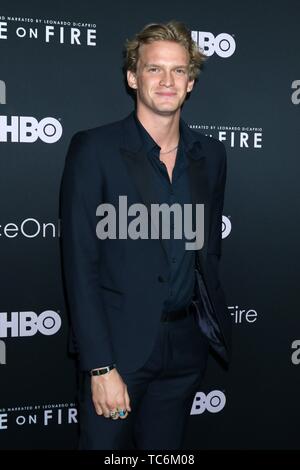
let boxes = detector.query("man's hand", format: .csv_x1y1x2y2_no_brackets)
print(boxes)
91,368,131,419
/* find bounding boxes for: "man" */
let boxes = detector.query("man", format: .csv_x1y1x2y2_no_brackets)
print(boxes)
60,20,231,450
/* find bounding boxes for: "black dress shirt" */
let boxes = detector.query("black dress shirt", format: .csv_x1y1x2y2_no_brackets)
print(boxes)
134,113,196,313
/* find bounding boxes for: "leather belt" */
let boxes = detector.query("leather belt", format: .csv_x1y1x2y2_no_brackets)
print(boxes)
161,304,194,322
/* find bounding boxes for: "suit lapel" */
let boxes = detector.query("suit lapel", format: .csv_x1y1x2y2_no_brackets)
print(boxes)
120,146,170,262
186,143,210,271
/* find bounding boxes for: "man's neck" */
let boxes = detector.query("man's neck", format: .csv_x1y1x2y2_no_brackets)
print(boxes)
136,107,180,151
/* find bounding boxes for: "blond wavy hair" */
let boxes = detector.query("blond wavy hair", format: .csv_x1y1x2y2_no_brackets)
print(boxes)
124,20,206,81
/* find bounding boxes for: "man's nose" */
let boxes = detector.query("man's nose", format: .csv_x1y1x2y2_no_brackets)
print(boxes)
159,71,174,87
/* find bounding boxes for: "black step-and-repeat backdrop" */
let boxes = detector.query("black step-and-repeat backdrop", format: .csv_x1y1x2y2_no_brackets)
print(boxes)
0,0,299,450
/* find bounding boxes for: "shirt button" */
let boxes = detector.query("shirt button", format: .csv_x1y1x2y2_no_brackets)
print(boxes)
172,257,177,263
158,275,165,283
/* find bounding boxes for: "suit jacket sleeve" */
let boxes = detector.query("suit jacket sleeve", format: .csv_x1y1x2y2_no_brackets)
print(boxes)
60,131,115,371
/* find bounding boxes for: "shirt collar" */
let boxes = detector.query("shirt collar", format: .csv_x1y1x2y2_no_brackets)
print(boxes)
133,112,160,155
133,110,199,154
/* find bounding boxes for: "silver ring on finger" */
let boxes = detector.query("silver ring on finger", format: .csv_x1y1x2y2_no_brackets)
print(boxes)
109,410,118,419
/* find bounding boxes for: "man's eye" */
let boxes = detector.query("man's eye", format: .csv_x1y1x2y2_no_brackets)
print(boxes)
149,67,159,72
176,69,186,74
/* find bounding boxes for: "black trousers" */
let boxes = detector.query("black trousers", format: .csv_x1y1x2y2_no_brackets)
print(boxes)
78,308,209,450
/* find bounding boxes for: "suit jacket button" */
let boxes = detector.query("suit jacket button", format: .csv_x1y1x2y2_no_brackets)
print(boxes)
158,275,165,283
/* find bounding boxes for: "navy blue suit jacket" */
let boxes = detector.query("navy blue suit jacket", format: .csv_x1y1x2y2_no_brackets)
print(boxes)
60,112,232,373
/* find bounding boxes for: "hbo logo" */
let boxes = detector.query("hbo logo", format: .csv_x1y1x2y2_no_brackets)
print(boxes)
0,310,62,337
191,390,226,415
191,31,236,58
0,116,62,143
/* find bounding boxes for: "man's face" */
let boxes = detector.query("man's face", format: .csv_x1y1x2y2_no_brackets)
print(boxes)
127,40,195,116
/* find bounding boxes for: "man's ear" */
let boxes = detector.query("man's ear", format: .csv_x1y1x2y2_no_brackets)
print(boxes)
127,70,137,90
187,78,195,93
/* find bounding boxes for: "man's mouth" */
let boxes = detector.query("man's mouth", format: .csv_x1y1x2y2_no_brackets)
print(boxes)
155,92,176,97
